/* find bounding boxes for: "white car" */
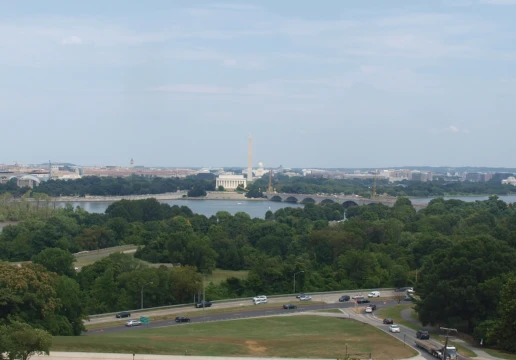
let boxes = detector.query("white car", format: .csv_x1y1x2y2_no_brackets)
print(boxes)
368,291,380,298
299,295,312,301
125,320,141,327
389,325,401,333
253,298,268,305
351,294,363,299
253,295,267,302
365,306,373,313
407,288,415,294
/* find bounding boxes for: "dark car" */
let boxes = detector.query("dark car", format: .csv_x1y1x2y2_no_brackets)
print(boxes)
395,287,407,292
296,293,307,299
383,318,393,324
175,316,191,323
339,295,350,302
195,301,213,308
356,297,370,304
283,304,297,309
115,311,131,318
369,304,377,310
404,295,414,301
416,330,430,339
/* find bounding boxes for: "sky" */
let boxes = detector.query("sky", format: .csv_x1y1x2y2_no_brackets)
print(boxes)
1,0,515,169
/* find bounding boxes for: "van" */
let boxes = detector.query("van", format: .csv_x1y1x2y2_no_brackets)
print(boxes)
367,291,380,298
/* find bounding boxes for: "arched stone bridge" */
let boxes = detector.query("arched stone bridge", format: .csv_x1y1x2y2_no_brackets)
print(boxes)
263,192,428,211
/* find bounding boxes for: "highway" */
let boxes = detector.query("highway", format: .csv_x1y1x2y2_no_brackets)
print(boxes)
85,296,468,360
87,290,397,325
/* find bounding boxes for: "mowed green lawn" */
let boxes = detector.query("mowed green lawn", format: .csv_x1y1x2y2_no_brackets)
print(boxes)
74,245,139,267
54,316,417,359
205,269,248,284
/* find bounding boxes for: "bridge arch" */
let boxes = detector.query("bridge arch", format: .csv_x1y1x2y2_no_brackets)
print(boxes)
269,195,282,202
301,198,316,204
342,200,358,209
284,196,299,203
320,199,335,205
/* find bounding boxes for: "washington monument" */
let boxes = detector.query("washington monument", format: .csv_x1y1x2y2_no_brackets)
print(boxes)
247,135,253,182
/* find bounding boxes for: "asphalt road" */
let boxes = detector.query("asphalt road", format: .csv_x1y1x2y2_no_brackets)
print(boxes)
87,297,472,360
87,290,397,325
86,298,399,335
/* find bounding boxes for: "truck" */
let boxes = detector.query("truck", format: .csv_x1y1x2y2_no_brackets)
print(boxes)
414,340,457,360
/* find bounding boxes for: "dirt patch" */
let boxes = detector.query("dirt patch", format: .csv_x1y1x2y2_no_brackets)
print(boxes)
352,307,366,314
245,340,267,353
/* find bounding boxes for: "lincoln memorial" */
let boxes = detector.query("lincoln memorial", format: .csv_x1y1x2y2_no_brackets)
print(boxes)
216,174,247,190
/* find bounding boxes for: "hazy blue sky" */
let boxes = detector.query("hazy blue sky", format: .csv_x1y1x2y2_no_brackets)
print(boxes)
1,0,515,169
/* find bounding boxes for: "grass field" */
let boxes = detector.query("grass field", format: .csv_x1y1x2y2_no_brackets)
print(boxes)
74,245,139,267
316,308,343,314
56,316,418,359
375,304,416,330
85,301,325,330
205,269,249,284
484,348,516,360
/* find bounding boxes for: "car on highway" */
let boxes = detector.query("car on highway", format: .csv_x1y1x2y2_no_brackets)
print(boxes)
254,298,268,304
365,306,373,313
407,288,415,294
339,295,350,302
296,293,307,299
253,295,267,302
283,304,297,309
125,320,141,327
299,295,312,301
351,294,363,299
395,287,408,292
195,301,212,308
175,316,191,323
115,311,131,318
383,318,393,324
356,297,370,304
416,330,430,339
404,295,414,301
368,291,380,298
389,324,401,333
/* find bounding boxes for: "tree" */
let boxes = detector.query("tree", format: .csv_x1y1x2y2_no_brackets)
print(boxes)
32,248,76,277
187,186,206,197
218,185,225,191
0,322,52,360
486,278,516,351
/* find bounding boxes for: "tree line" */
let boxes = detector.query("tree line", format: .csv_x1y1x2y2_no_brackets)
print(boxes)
1,196,516,352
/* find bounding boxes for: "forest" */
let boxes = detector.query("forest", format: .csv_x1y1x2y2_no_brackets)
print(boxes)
0,196,516,352
2,173,516,201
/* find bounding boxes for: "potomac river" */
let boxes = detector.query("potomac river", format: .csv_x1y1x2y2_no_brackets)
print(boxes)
40,194,516,218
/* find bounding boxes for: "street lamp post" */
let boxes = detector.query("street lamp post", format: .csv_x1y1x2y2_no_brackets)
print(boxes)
293,271,304,293
140,281,153,310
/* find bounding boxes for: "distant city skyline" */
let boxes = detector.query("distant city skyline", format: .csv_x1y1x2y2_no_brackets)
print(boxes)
1,1,515,168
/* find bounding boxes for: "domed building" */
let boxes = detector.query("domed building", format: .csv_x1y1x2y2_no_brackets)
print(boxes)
253,161,268,178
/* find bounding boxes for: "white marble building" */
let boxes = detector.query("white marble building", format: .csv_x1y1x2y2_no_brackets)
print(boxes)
216,174,247,190
253,161,268,178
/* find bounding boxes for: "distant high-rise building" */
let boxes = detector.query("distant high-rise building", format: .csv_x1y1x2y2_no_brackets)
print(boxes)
130,158,134,168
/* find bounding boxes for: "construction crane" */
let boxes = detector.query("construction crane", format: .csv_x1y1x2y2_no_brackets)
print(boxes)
372,169,378,199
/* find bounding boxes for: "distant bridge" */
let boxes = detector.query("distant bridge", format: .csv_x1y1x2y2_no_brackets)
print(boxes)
263,193,428,211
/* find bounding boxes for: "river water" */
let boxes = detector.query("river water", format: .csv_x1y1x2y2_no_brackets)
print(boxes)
52,199,304,219
1,195,515,232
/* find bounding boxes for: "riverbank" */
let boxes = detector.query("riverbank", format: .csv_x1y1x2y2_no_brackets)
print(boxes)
46,191,266,203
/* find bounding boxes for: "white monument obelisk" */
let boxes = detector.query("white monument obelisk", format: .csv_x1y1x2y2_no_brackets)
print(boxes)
247,135,253,182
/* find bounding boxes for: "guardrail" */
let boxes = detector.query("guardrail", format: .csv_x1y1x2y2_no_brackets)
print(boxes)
88,287,396,318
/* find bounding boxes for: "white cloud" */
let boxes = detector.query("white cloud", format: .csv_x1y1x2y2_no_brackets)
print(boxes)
61,36,83,45
449,125,460,132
